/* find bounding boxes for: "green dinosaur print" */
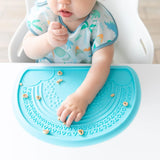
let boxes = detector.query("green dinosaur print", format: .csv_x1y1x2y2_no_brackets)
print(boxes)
75,34,82,41
91,10,100,19
81,21,89,30
27,20,43,31
89,24,96,33
107,40,112,43
92,43,96,50
54,47,66,57
81,21,96,33
54,47,71,61
92,35,102,50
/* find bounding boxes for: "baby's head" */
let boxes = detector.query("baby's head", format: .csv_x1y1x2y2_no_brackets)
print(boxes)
47,0,96,22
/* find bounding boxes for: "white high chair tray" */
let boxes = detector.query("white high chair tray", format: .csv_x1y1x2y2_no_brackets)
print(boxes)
0,63,160,160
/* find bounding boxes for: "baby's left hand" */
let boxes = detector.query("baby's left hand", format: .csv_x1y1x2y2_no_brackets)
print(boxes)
57,92,89,127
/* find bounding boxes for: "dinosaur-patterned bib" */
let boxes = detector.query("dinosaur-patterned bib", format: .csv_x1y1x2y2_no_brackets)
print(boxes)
27,1,118,63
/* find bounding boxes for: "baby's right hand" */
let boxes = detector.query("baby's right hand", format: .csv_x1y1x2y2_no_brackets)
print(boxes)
47,22,68,48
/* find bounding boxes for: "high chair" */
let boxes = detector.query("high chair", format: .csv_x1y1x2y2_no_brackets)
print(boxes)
8,0,154,63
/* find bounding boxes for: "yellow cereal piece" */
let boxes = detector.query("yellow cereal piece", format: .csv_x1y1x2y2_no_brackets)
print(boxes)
43,129,49,135
19,83,23,86
36,96,41,100
57,71,63,76
23,93,28,98
78,129,84,136
63,121,66,125
56,79,63,84
111,94,115,97
58,117,61,121
123,102,128,107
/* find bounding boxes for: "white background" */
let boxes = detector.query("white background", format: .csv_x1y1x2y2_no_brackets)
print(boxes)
0,63,160,160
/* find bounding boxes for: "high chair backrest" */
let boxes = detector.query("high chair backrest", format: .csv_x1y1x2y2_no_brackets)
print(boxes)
25,0,35,14
8,0,154,63
99,0,154,63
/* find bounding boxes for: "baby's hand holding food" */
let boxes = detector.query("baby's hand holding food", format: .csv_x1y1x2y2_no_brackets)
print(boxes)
57,92,89,127
47,22,68,48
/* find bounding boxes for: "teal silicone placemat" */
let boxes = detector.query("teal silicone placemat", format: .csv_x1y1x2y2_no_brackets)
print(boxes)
13,66,141,147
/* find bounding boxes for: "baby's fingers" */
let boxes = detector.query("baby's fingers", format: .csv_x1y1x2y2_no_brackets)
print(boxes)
53,27,68,36
52,34,68,41
57,104,65,116
60,109,71,122
49,21,62,30
66,112,77,127
75,113,83,122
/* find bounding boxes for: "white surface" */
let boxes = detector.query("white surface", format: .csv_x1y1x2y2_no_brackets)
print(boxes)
0,63,160,160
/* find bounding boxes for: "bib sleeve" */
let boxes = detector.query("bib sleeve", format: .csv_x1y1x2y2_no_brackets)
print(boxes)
26,1,54,36
91,3,118,54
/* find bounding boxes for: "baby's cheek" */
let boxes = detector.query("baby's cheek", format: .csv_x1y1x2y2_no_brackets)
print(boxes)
74,7,91,19
48,1,58,15
51,8,59,15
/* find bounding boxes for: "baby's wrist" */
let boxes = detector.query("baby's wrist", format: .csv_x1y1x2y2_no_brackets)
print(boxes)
45,32,56,50
75,90,91,105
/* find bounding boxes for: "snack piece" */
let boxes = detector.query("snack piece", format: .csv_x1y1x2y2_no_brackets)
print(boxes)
36,96,41,100
111,94,115,97
19,83,23,86
58,117,61,121
43,129,49,134
23,94,28,98
56,79,63,84
58,71,63,76
123,102,128,107
78,129,84,136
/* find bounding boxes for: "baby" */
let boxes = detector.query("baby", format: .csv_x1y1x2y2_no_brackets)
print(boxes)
23,0,118,127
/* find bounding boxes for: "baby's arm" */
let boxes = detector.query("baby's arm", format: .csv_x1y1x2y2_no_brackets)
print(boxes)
23,22,68,59
57,45,114,127
76,45,114,104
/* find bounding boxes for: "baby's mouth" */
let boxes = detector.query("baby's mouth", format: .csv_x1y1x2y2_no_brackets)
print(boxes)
59,10,72,18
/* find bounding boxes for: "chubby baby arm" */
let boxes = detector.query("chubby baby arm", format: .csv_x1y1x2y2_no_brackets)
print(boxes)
23,22,68,59
57,45,114,127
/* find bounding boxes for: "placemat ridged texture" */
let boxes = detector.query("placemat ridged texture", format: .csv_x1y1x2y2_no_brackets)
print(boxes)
14,66,141,147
